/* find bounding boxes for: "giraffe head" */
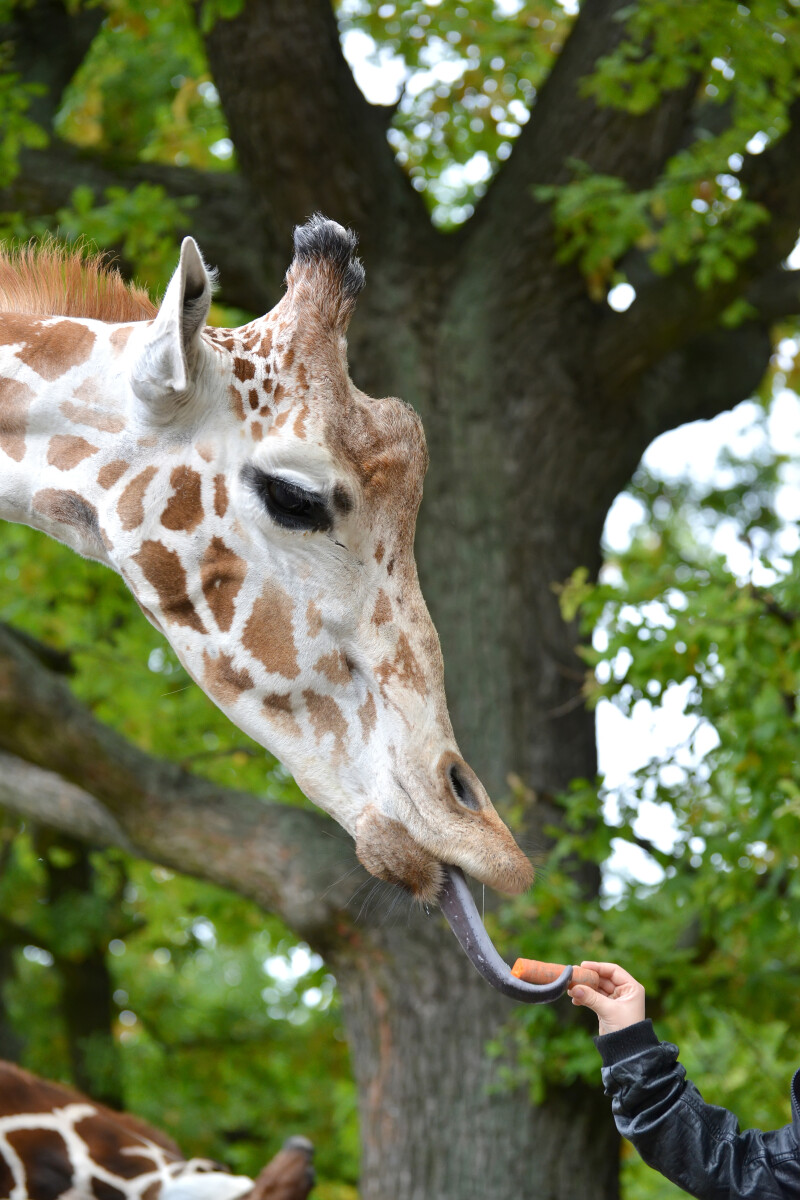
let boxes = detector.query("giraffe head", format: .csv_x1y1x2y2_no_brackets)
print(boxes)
113,217,533,903
8,219,531,909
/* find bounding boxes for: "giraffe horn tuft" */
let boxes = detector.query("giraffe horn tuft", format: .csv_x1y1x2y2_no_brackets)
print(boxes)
286,213,365,327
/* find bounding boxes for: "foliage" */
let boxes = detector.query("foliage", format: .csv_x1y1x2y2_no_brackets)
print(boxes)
490,375,800,1195
56,183,197,292
0,826,359,1194
337,0,571,225
57,0,233,171
0,54,47,187
537,0,800,292
0,842,362,1188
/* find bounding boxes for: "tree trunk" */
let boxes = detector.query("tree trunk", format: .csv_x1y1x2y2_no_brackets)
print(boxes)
34,831,123,1108
322,247,625,1197
0,943,24,1064
329,906,618,1200
331,201,772,1196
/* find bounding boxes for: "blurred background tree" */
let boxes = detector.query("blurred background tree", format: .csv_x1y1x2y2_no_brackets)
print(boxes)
2,1,800,1197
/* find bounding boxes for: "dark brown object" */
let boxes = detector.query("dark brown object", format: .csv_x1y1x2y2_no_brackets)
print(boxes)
247,1137,315,1200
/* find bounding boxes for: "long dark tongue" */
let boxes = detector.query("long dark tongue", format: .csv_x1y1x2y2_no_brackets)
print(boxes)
438,865,572,1004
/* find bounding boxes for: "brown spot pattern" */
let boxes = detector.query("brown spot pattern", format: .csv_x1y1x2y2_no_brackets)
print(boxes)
132,540,207,633
109,325,134,355
33,488,100,544
251,420,263,441
303,689,348,760
229,383,245,421
314,649,351,685
47,433,99,470
213,474,228,517
0,376,33,462
117,466,157,530
242,582,300,678
358,691,377,739
200,536,246,632
202,648,254,705
262,691,302,739
91,1179,127,1200
7,1128,69,1199
372,589,392,627
376,632,426,696
293,404,309,439
306,600,323,637
161,465,203,533
248,388,259,410
60,398,125,434
0,316,96,381
374,541,385,564
355,806,443,901
234,357,255,382
97,459,129,489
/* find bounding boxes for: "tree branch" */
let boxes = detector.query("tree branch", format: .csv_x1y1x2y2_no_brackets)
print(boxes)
0,626,368,940
592,100,800,395
631,318,773,453
746,267,800,323
201,0,434,273
0,753,135,851
468,0,699,290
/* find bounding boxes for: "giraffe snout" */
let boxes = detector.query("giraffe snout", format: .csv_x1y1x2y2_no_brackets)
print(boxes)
386,750,535,896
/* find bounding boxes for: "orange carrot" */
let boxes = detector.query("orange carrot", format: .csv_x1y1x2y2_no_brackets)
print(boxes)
511,959,600,990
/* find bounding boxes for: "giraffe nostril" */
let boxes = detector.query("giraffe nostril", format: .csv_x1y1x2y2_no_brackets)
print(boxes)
449,763,481,811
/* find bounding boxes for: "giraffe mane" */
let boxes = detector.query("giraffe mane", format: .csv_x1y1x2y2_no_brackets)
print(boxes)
0,237,158,323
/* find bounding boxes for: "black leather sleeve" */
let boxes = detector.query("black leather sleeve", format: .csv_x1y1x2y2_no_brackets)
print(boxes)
595,1021,800,1199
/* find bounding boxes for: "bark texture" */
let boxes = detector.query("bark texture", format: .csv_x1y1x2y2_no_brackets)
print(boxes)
2,1,800,1196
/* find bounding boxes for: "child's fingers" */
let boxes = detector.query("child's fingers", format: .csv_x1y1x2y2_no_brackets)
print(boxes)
580,960,642,990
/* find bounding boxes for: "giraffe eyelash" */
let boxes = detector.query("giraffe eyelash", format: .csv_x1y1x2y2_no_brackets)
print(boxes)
241,464,332,533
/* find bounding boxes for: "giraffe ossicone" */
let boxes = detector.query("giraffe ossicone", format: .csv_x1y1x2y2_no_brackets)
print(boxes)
0,217,564,1000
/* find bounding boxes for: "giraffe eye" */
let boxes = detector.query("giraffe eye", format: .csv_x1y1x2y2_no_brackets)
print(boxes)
243,466,332,532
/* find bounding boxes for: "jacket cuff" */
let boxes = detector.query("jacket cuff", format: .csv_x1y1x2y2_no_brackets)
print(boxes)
594,1019,659,1067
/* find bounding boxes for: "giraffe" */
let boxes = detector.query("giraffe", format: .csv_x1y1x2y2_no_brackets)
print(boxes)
0,1060,314,1200
0,218,571,1002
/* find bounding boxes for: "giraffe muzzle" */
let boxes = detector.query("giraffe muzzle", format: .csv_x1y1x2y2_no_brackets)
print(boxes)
438,865,573,1004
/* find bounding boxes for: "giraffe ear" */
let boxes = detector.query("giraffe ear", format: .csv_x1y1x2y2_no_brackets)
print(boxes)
129,237,214,414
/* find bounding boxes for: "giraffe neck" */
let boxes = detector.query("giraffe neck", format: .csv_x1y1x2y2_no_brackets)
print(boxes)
0,1064,254,1200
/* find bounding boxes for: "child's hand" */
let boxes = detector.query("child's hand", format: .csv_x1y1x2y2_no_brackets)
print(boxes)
569,961,645,1036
